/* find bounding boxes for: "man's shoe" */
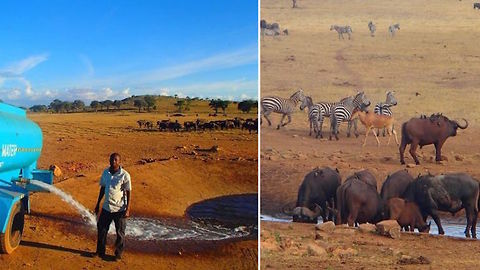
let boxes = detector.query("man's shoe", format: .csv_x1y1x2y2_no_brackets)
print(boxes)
114,253,122,261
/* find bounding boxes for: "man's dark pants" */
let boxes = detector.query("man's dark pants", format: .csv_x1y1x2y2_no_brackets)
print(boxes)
96,209,126,256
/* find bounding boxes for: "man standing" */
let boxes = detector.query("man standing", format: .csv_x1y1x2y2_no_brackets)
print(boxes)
94,152,131,260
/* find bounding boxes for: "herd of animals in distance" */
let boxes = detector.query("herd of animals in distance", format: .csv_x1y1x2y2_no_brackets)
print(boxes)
136,117,258,134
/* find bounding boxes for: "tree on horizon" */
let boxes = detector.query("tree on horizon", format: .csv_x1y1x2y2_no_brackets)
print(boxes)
102,100,113,111
49,99,63,113
73,100,85,112
209,99,221,114
90,100,99,112
238,100,257,113
144,95,156,112
220,100,231,115
113,100,122,111
134,99,146,112
29,105,48,112
174,99,185,113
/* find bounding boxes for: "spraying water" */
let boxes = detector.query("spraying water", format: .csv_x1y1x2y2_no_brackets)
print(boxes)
30,180,97,227
29,180,252,241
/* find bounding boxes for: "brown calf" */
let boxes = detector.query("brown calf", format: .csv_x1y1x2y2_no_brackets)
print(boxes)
387,198,430,233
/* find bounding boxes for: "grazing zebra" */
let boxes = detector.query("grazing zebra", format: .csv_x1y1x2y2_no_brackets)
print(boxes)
330,25,353,40
368,21,376,37
374,91,397,136
261,89,306,130
329,91,371,140
300,96,323,137
388,24,400,37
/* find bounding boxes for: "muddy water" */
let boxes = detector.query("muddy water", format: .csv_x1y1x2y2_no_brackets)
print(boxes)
260,214,477,239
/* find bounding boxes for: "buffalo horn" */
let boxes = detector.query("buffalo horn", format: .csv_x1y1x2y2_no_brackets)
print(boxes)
456,118,468,129
282,202,296,215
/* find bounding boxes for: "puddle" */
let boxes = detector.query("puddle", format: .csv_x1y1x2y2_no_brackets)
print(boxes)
261,213,478,239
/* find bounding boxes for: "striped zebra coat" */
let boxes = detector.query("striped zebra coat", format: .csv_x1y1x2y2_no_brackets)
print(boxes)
308,96,361,138
374,91,397,135
330,25,353,40
329,91,371,140
261,89,306,130
300,96,322,137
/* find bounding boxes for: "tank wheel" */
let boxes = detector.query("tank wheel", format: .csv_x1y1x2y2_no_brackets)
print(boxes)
0,201,25,254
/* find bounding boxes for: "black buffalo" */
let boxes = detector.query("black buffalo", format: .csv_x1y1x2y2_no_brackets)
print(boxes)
350,169,377,191
399,114,468,165
380,169,414,200
332,175,385,226
285,167,341,223
403,173,479,238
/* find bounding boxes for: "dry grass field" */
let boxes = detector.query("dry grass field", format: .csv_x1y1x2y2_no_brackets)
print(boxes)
261,0,480,269
0,110,258,269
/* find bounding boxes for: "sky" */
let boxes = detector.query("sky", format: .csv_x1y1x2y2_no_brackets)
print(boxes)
0,1,258,107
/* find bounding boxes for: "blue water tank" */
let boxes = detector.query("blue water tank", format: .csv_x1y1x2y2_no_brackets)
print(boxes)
0,103,42,183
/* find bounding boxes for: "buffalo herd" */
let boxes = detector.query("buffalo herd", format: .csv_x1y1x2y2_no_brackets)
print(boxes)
286,167,480,238
136,118,258,133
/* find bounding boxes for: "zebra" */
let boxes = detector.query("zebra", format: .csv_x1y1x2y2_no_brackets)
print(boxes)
261,20,284,39
261,89,306,130
305,96,361,139
388,24,400,37
330,25,353,40
317,96,359,138
292,0,297,8
329,91,371,140
300,96,323,137
368,21,376,37
374,91,397,136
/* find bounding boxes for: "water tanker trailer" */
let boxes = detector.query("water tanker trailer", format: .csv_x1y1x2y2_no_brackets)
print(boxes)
0,103,53,253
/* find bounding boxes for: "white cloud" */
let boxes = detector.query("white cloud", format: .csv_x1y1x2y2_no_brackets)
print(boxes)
0,54,48,102
160,88,169,96
174,92,186,98
7,89,21,100
240,94,251,100
85,45,257,87
136,46,257,83
121,88,130,98
0,54,48,76
102,87,115,98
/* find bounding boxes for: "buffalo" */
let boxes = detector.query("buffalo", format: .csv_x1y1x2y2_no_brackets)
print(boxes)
331,175,385,226
380,169,414,200
403,173,479,238
351,169,377,191
285,167,341,223
399,114,468,165
387,198,430,233
184,121,197,131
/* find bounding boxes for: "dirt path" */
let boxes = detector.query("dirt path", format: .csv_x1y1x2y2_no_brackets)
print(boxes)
334,45,363,88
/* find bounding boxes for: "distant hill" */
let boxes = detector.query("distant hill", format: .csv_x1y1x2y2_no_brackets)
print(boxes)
28,95,258,114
